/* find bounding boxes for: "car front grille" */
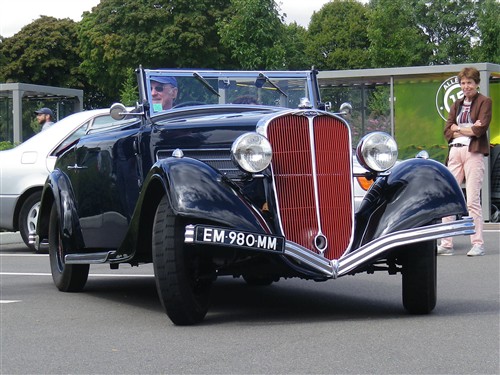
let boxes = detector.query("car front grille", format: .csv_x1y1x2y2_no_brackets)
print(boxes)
266,113,353,260
157,149,243,179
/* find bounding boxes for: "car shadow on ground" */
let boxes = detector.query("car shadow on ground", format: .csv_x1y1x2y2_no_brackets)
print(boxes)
82,274,410,325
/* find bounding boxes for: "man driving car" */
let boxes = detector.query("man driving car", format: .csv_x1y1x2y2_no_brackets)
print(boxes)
151,76,178,111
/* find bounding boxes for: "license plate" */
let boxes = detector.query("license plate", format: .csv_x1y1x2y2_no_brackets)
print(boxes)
194,226,284,252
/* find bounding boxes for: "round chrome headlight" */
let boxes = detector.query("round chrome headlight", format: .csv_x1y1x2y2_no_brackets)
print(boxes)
356,132,398,172
231,133,272,173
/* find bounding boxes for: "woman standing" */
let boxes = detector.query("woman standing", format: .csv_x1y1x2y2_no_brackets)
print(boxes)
438,67,492,256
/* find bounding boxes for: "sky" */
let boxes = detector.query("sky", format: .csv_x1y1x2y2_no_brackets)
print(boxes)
0,0,338,38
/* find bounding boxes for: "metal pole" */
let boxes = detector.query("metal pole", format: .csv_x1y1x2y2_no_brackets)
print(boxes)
12,87,23,144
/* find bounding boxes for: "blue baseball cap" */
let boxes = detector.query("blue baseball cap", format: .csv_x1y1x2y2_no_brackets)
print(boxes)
34,107,54,116
151,76,177,87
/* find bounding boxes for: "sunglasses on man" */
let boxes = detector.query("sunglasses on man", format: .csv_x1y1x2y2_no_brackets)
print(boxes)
152,85,175,93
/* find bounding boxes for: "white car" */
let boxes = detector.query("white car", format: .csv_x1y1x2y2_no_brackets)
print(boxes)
353,158,373,210
0,108,132,250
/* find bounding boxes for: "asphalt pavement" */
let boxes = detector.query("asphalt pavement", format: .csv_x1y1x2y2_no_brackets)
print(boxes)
1,227,499,375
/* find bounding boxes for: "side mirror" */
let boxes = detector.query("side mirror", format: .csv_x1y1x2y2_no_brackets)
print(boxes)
110,103,128,120
339,102,352,116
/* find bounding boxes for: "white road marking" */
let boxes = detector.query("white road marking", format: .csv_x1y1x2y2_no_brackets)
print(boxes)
0,272,153,278
0,253,48,257
0,300,21,304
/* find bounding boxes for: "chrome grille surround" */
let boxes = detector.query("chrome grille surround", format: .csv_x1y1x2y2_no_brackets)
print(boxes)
260,111,355,261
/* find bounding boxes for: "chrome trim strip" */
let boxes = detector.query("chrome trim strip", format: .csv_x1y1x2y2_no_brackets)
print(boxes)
307,116,327,254
284,242,336,277
337,217,475,276
286,217,474,278
33,234,49,252
65,251,117,264
185,224,195,243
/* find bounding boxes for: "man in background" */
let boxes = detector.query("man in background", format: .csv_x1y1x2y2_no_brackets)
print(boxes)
34,107,55,131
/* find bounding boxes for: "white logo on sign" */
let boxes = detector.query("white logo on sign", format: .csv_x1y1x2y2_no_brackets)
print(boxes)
436,76,463,121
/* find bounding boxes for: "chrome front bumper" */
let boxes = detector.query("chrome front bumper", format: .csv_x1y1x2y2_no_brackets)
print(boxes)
284,216,475,278
184,216,474,279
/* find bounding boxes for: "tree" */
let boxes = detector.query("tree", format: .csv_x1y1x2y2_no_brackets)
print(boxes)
218,0,287,69
282,22,313,70
78,0,232,102
414,0,478,64
368,0,432,67
306,0,371,70
472,0,500,63
120,68,139,106
0,16,82,87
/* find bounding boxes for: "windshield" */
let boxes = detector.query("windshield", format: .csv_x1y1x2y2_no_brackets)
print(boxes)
142,69,316,115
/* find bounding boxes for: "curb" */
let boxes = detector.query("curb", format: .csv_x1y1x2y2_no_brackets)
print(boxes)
0,232,23,245
484,223,500,231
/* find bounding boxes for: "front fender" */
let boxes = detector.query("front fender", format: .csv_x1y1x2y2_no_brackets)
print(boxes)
117,156,269,259
356,158,467,245
153,156,268,230
37,169,84,252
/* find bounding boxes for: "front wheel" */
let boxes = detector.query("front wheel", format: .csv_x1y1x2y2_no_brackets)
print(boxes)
152,195,213,325
49,203,89,292
401,240,437,314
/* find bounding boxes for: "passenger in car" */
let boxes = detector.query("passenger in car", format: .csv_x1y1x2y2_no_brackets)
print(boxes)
232,95,258,105
151,76,178,111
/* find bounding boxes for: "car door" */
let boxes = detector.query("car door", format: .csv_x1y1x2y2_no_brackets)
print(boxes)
68,129,141,249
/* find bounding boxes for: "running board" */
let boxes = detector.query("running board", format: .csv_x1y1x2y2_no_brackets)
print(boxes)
65,251,117,264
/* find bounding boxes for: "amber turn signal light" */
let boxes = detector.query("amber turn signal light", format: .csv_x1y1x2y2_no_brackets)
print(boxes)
356,176,374,191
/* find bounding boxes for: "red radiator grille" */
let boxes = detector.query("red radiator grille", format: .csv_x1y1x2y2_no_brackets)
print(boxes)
266,113,353,260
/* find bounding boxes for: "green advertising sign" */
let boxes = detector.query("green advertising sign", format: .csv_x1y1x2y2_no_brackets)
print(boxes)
395,75,500,164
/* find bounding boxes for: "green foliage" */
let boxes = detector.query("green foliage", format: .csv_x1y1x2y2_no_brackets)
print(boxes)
368,86,390,116
0,141,15,151
0,0,498,111
472,0,500,63
414,0,478,64
78,0,232,102
120,68,139,106
282,23,313,69
0,16,109,109
218,0,287,69
368,0,432,67
0,16,82,87
307,0,371,70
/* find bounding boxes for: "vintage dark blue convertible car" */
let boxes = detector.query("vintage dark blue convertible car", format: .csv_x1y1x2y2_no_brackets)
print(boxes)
35,68,473,325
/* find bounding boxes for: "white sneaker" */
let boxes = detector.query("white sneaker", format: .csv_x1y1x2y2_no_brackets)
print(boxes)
467,245,485,257
437,245,454,256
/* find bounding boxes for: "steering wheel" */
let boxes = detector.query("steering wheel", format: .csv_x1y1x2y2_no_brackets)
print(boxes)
172,101,206,108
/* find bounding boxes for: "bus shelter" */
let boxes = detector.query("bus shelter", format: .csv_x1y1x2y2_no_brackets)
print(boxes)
0,83,83,144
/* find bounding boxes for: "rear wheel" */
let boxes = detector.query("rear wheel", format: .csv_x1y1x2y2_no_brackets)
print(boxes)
401,240,437,314
49,203,89,292
18,191,41,251
152,195,212,325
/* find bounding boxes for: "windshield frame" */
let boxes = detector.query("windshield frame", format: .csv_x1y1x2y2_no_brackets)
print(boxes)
140,68,320,117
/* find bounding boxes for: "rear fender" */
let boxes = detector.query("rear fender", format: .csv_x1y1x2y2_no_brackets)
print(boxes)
356,158,467,245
